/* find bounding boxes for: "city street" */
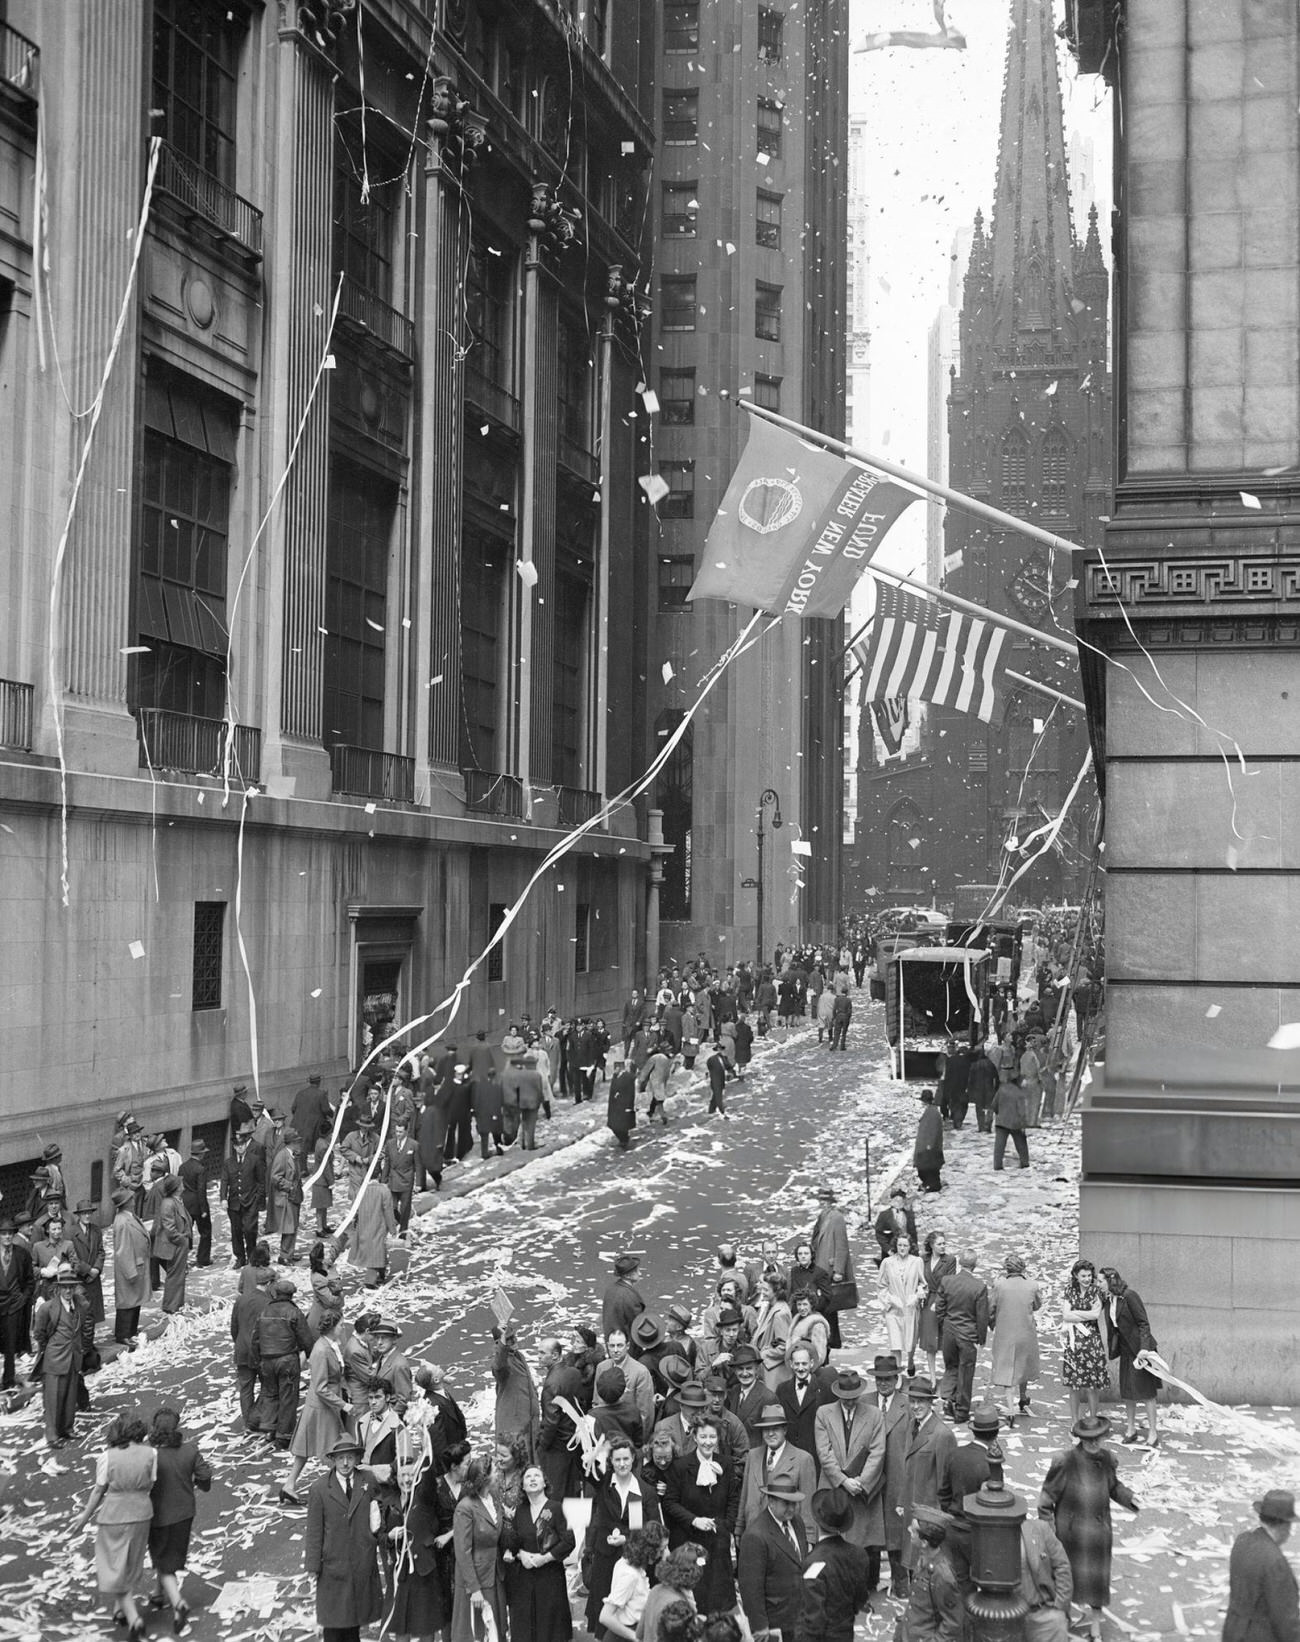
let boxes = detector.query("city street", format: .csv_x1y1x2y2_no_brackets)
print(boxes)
1,1002,1297,1639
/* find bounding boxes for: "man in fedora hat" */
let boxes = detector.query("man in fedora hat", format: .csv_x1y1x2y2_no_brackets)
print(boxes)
110,1186,151,1346
810,1185,854,1352
729,1342,769,1441
901,1504,962,1641
70,1199,105,1331
737,1477,809,1641
290,1072,332,1169
1224,1490,1297,1642
900,1378,958,1574
230,1082,255,1133
602,1252,646,1341
737,1405,818,1543
869,1353,911,1599
179,1139,212,1267
31,1265,88,1448
944,1404,1001,1593
304,1434,383,1642
267,1123,303,1265
814,1369,887,1558
801,1486,875,1639
0,1217,35,1391
1038,1413,1139,1639
653,1378,708,1456
631,1312,669,1380
368,1319,413,1413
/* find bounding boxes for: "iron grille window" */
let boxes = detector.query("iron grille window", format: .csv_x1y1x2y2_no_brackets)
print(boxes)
660,275,697,332
664,0,700,51
192,901,225,1010
754,373,781,410
334,124,398,303
756,189,782,248
1041,431,1070,505
659,555,695,613
755,282,782,342
152,0,242,186
758,8,784,62
575,902,591,972
137,368,238,720
488,902,507,982
466,242,514,390
663,90,699,145
656,711,693,920
323,460,395,752
660,369,696,424
662,181,698,237
757,98,783,159
460,529,506,771
659,461,695,520
1000,432,1029,502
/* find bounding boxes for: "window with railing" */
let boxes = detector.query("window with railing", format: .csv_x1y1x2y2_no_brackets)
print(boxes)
323,459,395,753
329,744,415,802
662,181,698,237
756,190,782,249
660,369,696,425
659,555,695,614
0,21,40,102
463,769,524,818
664,0,700,51
758,8,784,62
754,373,782,411
660,275,697,332
334,120,399,307
460,528,507,773
755,282,782,342
658,461,695,520
152,0,242,188
663,90,699,145
0,679,34,751
757,98,783,159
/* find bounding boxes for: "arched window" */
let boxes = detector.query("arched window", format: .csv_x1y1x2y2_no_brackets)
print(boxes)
1000,430,1028,503
655,711,693,922
1042,430,1070,507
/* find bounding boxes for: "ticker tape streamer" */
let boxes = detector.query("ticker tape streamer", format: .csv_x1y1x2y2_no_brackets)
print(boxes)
1134,1350,1300,1457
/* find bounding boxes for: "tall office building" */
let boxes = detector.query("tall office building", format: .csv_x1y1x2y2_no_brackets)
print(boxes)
646,0,849,965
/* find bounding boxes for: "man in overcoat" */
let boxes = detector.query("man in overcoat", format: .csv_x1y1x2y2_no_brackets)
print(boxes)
900,1378,957,1572
737,1478,809,1642
0,1217,35,1390
304,1434,383,1642
797,1486,875,1641
602,1254,646,1339
32,1266,87,1446
813,1369,886,1553
110,1187,151,1345
178,1142,212,1267
535,1335,585,1498
222,1123,265,1268
810,1185,854,1350
736,1405,817,1543
69,1200,106,1328
1223,1489,1298,1642
936,1251,989,1425
870,1353,911,1597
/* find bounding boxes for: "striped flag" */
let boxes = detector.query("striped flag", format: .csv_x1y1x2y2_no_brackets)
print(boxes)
853,582,1009,723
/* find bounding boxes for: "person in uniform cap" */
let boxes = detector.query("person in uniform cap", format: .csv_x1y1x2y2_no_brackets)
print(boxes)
1223,1490,1297,1642
0,1216,35,1390
1038,1413,1139,1640
737,1477,809,1642
602,1253,646,1342
222,1118,266,1269
902,1505,963,1642
304,1434,383,1642
801,1487,874,1639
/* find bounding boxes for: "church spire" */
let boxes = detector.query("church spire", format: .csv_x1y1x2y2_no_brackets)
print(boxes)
987,0,1076,353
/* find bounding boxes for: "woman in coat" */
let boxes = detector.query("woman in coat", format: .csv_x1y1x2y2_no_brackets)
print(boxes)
988,1253,1042,1423
917,1231,956,1384
913,1088,945,1193
492,1326,539,1454
1038,1414,1139,1639
1019,1035,1046,1127
662,1416,738,1614
501,1462,576,1642
282,1310,349,1504
750,1271,793,1391
146,1405,213,1630
451,1454,506,1642
584,1435,663,1637
784,1290,831,1370
151,1179,192,1316
72,1412,158,1640
110,1190,152,1345
1098,1267,1163,1447
879,1234,925,1373
788,1241,831,1314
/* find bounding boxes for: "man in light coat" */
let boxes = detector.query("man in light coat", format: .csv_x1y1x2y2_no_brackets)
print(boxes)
500,1053,545,1150
267,1128,303,1265
735,1405,817,1543
110,1187,151,1344
343,1160,395,1288
814,1369,887,1553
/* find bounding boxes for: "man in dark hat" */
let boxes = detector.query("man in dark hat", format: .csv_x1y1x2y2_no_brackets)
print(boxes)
112,1118,149,1216
663,1304,699,1375
653,1378,708,1456
70,1200,106,1331
290,1072,332,1170
31,1265,88,1447
0,1217,35,1391
901,1377,958,1577
736,1405,817,1543
813,1369,887,1559
222,1120,266,1268
737,1477,809,1641
602,1253,646,1341
800,1486,875,1639
810,1185,854,1351
870,1353,911,1599
702,1371,750,1483
231,1262,275,1434
728,1341,769,1441
1224,1490,1297,1642
630,1312,668,1379
902,1504,963,1641
229,1083,255,1133
304,1435,384,1642
251,1277,314,1448
944,1404,1002,1592
339,1113,378,1171
369,1319,413,1414
179,1139,212,1267
110,1186,151,1345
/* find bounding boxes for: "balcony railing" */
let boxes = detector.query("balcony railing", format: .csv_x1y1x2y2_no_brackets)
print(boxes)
462,768,525,819
0,22,39,102
558,433,599,485
330,744,415,803
154,140,263,260
339,275,415,360
464,362,521,433
557,785,603,827
0,678,33,751
136,708,261,783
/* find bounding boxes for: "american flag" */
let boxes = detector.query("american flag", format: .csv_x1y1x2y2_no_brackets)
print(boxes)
852,582,1009,724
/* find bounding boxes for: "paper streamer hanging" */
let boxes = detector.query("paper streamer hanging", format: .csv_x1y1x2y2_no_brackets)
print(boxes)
1134,1350,1300,1457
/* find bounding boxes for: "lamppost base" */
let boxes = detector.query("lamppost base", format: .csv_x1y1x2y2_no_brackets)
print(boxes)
965,1589,1030,1642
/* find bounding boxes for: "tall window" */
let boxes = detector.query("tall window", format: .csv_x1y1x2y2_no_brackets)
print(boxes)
1041,430,1070,507
758,8,784,62
757,98,783,159
557,315,593,455
663,90,699,145
552,572,588,788
460,529,507,772
1000,430,1029,503
323,460,395,751
1024,260,1047,324
152,0,241,185
660,368,696,424
662,182,698,237
658,461,695,519
487,902,507,982
664,0,700,51
466,242,514,391
334,125,398,303
756,190,782,248
661,275,697,332
192,901,225,1011
656,711,693,921
574,902,591,972
755,282,782,342
136,368,238,720
754,373,782,411
659,555,695,613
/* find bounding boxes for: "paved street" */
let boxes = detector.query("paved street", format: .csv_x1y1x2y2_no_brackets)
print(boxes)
2,1001,1297,1640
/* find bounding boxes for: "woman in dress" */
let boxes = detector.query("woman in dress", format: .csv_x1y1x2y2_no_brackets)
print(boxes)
787,1241,830,1314
878,1233,925,1374
1038,1414,1140,1642
784,1289,830,1371
584,1434,663,1638
1061,1258,1109,1424
281,1309,349,1505
451,1453,506,1642
988,1253,1042,1424
72,1412,158,1639
637,1542,704,1642
501,1462,576,1642
662,1416,737,1615
146,1405,212,1632
918,1230,956,1384
1098,1267,1163,1448
597,1522,668,1641
750,1272,793,1391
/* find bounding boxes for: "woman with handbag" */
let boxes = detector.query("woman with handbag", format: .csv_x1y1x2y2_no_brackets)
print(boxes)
1098,1268,1163,1448
146,1405,213,1633
584,1435,663,1637
451,1453,506,1642
501,1462,577,1641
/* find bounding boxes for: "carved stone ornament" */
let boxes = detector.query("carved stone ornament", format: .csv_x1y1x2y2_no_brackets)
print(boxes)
527,181,577,259
298,0,356,54
429,75,486,180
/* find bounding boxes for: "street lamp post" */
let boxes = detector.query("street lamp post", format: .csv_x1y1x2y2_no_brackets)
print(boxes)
755,788,782,970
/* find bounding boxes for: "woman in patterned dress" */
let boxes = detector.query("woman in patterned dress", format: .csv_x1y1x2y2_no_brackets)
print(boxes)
1060,1258,1108,1423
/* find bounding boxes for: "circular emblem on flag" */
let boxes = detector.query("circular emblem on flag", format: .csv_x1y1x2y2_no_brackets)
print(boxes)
738,477,803,535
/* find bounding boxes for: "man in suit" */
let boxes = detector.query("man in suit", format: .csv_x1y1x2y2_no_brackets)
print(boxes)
222,1121,266,1268
936,1251,989,1425
736,1405,818,1543
798,1486,875,1639
290,1073,332,1169
737,1479,809,1642
653,1378,708,1456
810,1185,854,1350
32,1267,87,1447
178,1142,212,1267
535,1335,585,1500
729,1343,771,1443
870,1352,911,1598
944,1403,1000,1592
814,1369,887,1557
873,1186,918,1266
901,1377,958,1573
303,1435,384,1642
605,1328,655,1436
602,1253,646,1339
69,1200,106,1332
2,1218,38,1388
1223,1489,1298,1642
778,1341,832,1457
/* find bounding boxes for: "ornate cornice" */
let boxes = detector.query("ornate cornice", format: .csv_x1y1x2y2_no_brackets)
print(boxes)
1084,554,1300,611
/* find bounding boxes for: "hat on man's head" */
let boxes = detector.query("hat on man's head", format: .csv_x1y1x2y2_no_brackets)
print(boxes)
1071,1414,1112,1441
126,1118,144,1134
267,1108,286,1123
667,1303,693,1329
110,1187,134,1209
270,1278,297,1299
661,1354,694,1391
115,1111,132,1127
232,1084,248,1096
906,1376,937,1401
631,1315,663,1350
30,1167,50,1182
760,1479,805,1502
190,1140,208,1157
676,1382,708,1410
613,1254,640,1276
815,1185,836,1201
0,1218,16,1234
752,1404,790,1432
730,1343,761,1368
75,1199,99,1216
716,1306,744,1328
41,1144,62,1163
327,1436,363,1458
370,1320,401,1339
831,1369,866,1401
702,1373,728,1395
55,1265,82,1286
1255,1489,1298,1524
872,1354,901,1379
970,1405,1001,1437
308,1072,321,1084
810,1486,855,1535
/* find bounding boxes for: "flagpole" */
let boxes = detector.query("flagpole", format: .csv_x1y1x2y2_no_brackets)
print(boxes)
867,562,1078,658
740,400,1082,567
832,616,874,670
843,664,1083,711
